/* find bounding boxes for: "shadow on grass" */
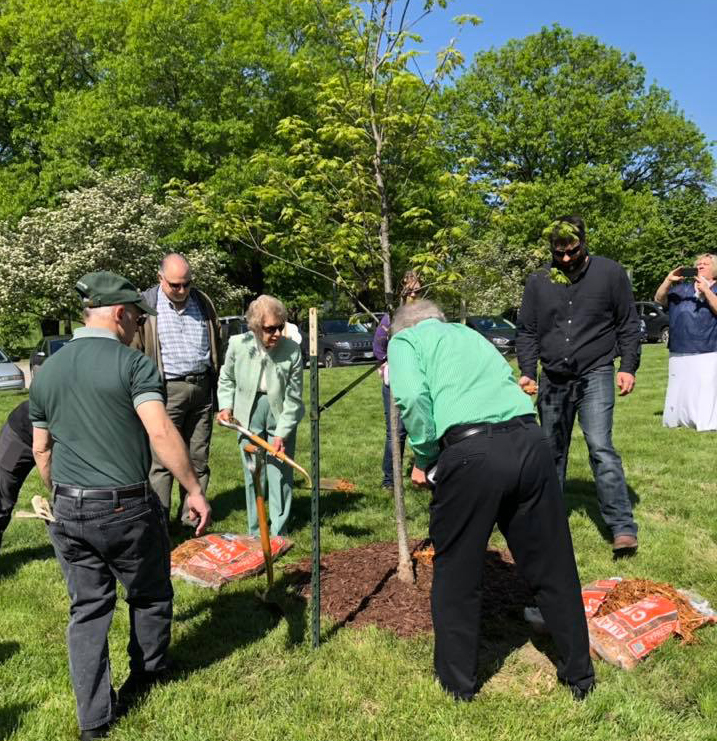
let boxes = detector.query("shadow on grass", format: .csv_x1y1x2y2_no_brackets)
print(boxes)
0,703,31,740
0,544,55,578
290,488,366,531
564,479,640,543
330,524,373,538
0,642,19,665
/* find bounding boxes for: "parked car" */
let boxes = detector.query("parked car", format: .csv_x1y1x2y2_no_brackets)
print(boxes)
0,348,25,391
29,335,72,378
349,311,386,332
218,315,248,359
464,316,517,357
635,301,669,344
299,318,375,368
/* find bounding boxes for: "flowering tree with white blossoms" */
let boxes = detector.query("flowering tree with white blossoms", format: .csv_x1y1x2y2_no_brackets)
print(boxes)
0,170,245,329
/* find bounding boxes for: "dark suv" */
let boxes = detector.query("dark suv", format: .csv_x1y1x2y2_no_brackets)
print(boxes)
635,301,669,343
218,315,248,359
299,318,375,368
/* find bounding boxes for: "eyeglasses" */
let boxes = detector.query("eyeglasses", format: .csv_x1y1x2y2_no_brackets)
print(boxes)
262,323,285,334
165,280,191,290
553,243,582,259
136,314,147,327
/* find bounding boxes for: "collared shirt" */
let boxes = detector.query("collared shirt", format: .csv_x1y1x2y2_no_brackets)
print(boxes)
156,288,211,378
388,319,534,468
516,256,641,380
28,327,165,488
667,281,717,354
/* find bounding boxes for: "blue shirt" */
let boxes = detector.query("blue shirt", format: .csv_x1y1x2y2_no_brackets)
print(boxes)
667,281,717,354
156,289,211,377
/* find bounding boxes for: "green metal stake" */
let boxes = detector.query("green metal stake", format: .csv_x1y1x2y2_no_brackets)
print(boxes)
309,307,321,648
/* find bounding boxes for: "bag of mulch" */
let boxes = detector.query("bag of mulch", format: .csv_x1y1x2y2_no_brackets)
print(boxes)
171,533,292,589
588,595,680,670
581,577,623,618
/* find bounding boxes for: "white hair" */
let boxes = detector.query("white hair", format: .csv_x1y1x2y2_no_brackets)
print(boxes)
246,295,288,334
82,305,115,319
391,299,445,336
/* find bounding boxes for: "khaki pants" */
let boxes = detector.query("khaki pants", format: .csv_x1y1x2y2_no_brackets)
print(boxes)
150,376,213,518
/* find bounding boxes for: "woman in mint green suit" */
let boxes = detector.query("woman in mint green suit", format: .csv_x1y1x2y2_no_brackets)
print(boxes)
216,295,304,536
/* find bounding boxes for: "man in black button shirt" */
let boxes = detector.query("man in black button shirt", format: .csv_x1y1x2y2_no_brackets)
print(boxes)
0,400,34,550
516,215,641,553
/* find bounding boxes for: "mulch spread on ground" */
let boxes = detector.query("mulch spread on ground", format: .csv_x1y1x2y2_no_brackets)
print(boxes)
593,578,706,642
285,540,533,638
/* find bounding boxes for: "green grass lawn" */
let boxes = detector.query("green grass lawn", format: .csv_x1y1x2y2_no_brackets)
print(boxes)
1,344,717,740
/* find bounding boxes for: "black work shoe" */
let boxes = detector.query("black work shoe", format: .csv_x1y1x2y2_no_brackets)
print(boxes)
560,678,595,701
79,723,111,740
116,668,171,717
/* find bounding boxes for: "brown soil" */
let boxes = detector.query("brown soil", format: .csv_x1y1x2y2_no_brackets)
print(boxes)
285,540,534,638
593,578,707,642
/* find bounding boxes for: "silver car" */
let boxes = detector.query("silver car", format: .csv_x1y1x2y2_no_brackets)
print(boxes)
0,348,25,391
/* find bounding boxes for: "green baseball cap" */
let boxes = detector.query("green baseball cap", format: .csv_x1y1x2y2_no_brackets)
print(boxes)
75,271,156,315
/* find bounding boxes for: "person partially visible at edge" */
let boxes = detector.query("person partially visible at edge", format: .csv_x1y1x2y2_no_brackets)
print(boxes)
0,400,33,550
655,254,717,431
372,270,422,490
387,299,595,703
132,253,220,525
515,215,641,555
29,271,211,740
216,295,304,537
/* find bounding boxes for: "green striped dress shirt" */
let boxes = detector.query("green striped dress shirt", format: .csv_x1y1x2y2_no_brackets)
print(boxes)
387,319,535,468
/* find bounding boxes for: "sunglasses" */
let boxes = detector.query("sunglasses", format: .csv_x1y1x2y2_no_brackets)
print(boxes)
165,279,191,290
136,314,147,327
553,243,582,259
262,323,285,334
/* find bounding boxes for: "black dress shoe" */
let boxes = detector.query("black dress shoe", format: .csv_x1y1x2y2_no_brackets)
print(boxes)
566,680,595,701
116,667,172,717
79,723,111,740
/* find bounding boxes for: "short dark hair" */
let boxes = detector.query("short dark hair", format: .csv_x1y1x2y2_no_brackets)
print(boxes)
549,215,585,249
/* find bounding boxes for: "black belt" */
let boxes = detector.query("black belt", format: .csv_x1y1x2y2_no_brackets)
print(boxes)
54,482,148,500
166,372,209,384
440,414,536,450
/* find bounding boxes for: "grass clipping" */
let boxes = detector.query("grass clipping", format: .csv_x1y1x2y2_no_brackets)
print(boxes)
594,579,706,643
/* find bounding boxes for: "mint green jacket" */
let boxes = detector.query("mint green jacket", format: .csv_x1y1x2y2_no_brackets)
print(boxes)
217,332,305,439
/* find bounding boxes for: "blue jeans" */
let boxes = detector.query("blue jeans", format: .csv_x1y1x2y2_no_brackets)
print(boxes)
381,382,407,487
538,365,637,537
47,488,172,731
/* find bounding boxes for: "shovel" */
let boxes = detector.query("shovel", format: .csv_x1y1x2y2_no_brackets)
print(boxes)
243,442,274,589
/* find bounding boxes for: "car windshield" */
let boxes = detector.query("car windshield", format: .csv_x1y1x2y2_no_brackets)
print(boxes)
0,349,8,363
49,339,70,354
321,320,368,334
470,316,515,330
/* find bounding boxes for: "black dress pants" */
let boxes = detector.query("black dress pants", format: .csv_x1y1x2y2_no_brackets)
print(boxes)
0,424,35,547
430,416,594,700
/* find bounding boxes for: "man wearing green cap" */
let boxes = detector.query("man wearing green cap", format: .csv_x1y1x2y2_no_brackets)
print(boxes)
29,271,212,740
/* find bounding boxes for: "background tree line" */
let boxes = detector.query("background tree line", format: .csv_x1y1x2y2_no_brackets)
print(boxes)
0,0,714,351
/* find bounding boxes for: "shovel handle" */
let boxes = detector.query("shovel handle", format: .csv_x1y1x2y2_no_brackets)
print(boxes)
246,444,274,589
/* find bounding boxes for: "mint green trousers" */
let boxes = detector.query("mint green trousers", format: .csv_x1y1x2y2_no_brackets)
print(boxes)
239,393,296,537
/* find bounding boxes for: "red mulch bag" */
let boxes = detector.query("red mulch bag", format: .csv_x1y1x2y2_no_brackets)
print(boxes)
171,533,292,589
581,578,623,619
588,595,679,670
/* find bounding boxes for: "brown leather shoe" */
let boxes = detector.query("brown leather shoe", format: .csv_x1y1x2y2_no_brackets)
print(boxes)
612,534,638,553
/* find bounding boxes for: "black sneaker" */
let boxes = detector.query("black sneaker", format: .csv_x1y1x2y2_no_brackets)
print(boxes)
116,667,171,717
560,679,595,701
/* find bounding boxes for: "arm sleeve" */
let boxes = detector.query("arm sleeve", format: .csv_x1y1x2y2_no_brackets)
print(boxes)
387,333,439,468
613,266,641,375
28,381,48,429
216,339,238,411
274,349,305,439
515,275,540,379
130,354,165,408
372,314,391,362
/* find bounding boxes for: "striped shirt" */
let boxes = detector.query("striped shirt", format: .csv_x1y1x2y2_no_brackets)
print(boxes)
388,319,534,467
157,289,211,378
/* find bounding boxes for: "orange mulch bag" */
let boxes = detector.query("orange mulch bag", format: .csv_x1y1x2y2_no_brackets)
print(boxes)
581,578,623,618
171,533,292,589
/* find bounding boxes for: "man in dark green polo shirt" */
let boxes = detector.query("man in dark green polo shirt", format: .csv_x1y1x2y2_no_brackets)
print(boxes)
30,271,211,740
388,300,594,703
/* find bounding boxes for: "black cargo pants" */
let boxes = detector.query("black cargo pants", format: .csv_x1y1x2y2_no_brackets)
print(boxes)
0,423,35,548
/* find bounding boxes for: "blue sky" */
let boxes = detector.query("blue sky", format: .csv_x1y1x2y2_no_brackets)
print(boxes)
410,0,716,155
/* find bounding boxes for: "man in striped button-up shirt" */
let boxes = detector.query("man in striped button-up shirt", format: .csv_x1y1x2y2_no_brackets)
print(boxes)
388,300,594,703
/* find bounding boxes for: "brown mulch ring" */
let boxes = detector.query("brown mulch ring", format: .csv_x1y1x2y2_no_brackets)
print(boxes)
284,539,534,638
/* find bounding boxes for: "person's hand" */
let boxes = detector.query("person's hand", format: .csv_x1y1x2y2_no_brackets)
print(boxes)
411,464,428,488
518,376,538,395
271,436,285,455
664,267,685,285
184,488,212,536
216,408,233,424
616,372,635,396
695,275,711,296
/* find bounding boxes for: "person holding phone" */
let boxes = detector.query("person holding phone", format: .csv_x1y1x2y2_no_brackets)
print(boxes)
655,254,717,430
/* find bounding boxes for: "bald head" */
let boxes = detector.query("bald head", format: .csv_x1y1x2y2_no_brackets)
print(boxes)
158,253,193,306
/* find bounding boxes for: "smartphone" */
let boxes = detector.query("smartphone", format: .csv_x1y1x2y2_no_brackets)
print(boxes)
680,267,698,278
